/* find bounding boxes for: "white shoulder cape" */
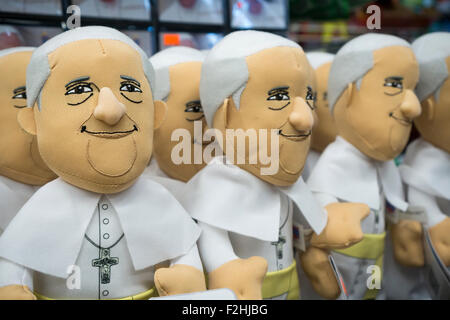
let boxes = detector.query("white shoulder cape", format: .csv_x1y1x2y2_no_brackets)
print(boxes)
0,176,201,278
400,138,450,200
179,157,327,242
307,136,408,211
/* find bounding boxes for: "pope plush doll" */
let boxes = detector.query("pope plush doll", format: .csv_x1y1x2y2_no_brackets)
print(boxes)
0,26,205,300
0,47,56,235
302,52,336,180
145,46,210,196
308,33,422,300
180,31,370,300
385,32,450,300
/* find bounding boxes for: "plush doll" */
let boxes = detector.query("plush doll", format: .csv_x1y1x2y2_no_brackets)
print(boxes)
0,26,205,300
385,32,450,300
302,52,336,180
179,30,370,300
308,33,422,300
0,47,56,235
146,46,209,192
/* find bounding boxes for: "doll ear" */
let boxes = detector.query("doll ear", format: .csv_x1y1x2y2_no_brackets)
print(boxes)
153,100,167,130
422,96,435,121
17,107,37,136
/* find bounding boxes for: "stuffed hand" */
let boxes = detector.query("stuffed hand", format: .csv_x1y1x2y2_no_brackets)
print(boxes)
0,285,36,300
299,247,340,300
310,202,370,249
429,217,450,267
207,257,267,300
391,219,424,267
154,264,207,296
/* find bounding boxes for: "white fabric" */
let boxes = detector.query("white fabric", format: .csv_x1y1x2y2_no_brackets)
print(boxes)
308,136,408,211
306,52,334,70
400,138,450,201
302,149,320,181
181,156,327,242
0,177,201,279
0,176,37,232
412,32,450,102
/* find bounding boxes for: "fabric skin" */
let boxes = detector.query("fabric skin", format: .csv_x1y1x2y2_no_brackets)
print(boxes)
0,51,56,185
212,46,315,187
30,39,155,194
310,44,421,299
153,61,211,182
310,62,337,153
333,46,421,162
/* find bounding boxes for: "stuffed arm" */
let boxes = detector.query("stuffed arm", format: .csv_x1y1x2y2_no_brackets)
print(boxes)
0,258,35,300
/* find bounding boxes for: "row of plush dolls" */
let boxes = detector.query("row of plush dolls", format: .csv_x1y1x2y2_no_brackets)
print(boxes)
0,26,448,300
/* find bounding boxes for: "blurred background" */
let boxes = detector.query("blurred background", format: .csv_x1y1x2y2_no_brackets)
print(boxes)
0,0,449,56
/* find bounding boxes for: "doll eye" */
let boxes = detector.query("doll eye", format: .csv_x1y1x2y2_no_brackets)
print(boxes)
12,87,27,108
185,101,203,113
185,101,205,121
66,83,93,95
267,92,290,101
305,86,317,110
384,77,403,96
120,82,142,93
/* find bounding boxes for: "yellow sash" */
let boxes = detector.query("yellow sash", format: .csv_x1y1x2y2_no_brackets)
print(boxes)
262,260,299,300
35,287,158,300
333,232,386,300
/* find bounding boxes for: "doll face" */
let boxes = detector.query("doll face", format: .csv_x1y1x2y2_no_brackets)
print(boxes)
214,47,314,186
310,62,337,153
0,51,56,185
153,61,210,182
34,39,154,194
334,46,421,161
414,56,450,153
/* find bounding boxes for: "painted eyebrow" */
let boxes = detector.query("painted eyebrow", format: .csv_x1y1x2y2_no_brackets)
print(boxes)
120,75,140,86
13,86,26,94
65,76,90,88
268,86,289,95
185,100,201,106
385,76,403,81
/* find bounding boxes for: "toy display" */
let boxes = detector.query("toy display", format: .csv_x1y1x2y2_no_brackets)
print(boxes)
0,26,205,300
0,47,57,235
178,30,369,300
385,32,450,300
159,0,223,25
72,0,151,21
308,33,422,300
231,0,287,29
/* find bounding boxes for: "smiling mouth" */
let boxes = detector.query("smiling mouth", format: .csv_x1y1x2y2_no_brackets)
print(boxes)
278,130,311,141
81,125,138,138
389,113,412,126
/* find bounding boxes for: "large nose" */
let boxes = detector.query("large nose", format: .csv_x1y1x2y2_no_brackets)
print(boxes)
289,97,314,132
400,89,421,120
93,87,126,126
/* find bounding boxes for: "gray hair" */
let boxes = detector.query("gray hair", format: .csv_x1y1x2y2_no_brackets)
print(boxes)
0,46,34,60
149,46,204,101
200,30,301,127
306,52,334,70
26,26,155,109
328,33,411,113
412,32,450,102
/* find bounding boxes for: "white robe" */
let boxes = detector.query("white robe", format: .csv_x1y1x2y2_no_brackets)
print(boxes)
307,136,409,300
0,175,37,234
385,138,450,300
179,156,328,299
0,177,201,299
